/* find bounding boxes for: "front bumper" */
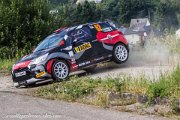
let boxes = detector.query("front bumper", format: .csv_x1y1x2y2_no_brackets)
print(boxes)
12,64,51,85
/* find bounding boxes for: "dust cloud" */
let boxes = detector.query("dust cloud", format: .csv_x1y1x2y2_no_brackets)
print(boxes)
126,39,179,67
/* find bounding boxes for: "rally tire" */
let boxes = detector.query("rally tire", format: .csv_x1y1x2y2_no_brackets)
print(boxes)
52,60,70,81
113,43,129,64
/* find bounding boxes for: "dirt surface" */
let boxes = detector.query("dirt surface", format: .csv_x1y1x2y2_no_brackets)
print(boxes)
0,49,179,120
0,92,169,120
0,64,175,120
0,64,175,93
89,63,175,79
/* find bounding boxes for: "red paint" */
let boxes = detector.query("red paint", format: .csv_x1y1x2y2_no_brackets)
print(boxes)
70,60,78,71
46,59,55,74
54,27,67,33
96,30,128,45
59,40,65,46
13,60,31,70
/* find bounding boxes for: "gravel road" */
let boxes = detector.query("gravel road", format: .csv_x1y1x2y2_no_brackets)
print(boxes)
0,64,174,120
0,64,174,92
0,49,178,120
0,92,168,120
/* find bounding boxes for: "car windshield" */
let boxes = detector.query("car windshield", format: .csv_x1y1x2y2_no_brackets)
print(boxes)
34,30,66,52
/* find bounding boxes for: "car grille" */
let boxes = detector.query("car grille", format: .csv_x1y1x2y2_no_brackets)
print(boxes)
13,67,35,83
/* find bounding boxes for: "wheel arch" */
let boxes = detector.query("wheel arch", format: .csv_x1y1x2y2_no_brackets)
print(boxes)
56,57,71,68
114,42,129,53
51,58,70,81
46,57,71,74
112,42,129,64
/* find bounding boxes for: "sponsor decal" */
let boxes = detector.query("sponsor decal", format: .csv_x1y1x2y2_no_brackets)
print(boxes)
102,27,113,32
68,51,74,57
71,28,92,42
78,61,91,67
94,24,102,31
74,42,92,53
15,71,26,77
36,71,46,78
89,25,94,29
100,34,119,41
64,46,72,50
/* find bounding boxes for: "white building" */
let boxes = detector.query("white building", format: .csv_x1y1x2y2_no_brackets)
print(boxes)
176,29,180,37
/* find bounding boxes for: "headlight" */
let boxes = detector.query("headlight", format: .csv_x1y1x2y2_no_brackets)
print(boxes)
31,53,49,65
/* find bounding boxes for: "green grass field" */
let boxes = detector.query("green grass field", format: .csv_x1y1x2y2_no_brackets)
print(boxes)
35,66,180,113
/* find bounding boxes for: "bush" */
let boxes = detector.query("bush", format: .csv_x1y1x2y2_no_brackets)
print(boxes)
147,66,180,103
0,0,54,59
147,81,170,100
0,59,17,74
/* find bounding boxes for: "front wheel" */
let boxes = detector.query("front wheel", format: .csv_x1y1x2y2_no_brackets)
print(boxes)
52,60,70,81
113,43,129,64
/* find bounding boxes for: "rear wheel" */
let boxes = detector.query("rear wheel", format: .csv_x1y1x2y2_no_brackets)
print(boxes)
52,60,70,81
113,43,129,64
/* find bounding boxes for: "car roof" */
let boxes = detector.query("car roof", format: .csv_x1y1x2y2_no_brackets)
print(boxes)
54,22,104,34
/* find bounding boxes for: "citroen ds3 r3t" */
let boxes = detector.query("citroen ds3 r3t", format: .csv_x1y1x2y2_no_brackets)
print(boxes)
12,22,129,87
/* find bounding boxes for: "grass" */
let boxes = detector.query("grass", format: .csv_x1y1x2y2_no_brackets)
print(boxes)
0,59,17,75
0,34,179,116
149,34,180,53
34,66,180,113
163,35,180,53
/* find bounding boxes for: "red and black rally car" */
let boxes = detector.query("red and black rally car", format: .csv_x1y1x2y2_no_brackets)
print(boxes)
12,22,129,87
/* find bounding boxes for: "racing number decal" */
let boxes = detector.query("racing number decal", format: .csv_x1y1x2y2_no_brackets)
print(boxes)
94,24,102,31
74,42,92,53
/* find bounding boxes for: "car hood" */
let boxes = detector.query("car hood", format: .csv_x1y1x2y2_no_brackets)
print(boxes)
17,49,49,64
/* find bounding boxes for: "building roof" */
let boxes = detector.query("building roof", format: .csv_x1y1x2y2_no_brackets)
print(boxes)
130,18,150,32
176,29,180,36
122,28,139,35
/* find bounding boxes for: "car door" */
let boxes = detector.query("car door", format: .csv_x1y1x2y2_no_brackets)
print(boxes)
70,26,94,68
91,23,118,58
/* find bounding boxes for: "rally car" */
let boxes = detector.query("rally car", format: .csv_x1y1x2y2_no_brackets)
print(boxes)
12,22,129,87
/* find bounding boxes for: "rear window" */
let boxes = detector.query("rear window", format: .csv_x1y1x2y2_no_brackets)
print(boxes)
99,23,116,32
70,27,93,43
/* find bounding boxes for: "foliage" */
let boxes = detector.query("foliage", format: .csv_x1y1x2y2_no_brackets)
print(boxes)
147,66,180,104
35,66,180,107
0,59,17,75
35,76,124,102
50,0,180,29
0,0,54,59
1,0,180,59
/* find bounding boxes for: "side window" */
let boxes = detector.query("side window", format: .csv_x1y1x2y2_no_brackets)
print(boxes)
99,23,116,32
70,27,93,43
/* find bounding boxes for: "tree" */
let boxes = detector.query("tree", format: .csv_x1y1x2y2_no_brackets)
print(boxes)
0,0,53,58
